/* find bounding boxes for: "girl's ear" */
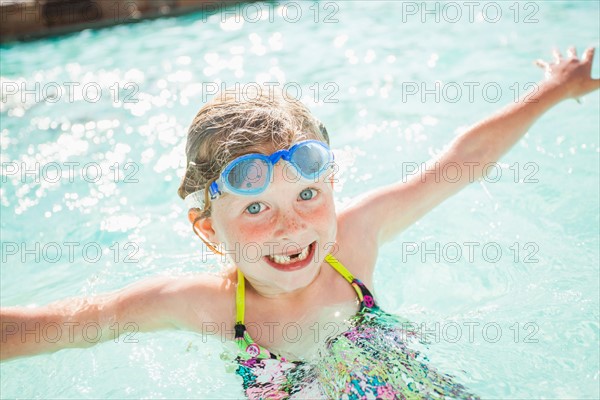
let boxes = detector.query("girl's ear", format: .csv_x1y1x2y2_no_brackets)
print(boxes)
187,208,201,224
188,209,218,244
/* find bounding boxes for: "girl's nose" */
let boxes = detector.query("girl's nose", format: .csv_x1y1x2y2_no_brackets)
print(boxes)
272,208,307,239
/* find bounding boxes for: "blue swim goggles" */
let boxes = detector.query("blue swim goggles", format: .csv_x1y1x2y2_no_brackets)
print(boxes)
185,140,334,210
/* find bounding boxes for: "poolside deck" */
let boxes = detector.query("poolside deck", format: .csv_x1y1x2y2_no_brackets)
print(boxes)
0,0,240,43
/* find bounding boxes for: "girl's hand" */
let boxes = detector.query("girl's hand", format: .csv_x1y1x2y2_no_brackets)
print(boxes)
535,46,600,101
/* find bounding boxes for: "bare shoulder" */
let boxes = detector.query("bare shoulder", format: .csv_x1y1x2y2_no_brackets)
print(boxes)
332,203,380,286
103,270,235,334
152,270,236,332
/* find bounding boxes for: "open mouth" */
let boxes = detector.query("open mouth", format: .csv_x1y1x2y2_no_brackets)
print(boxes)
264,241,316,271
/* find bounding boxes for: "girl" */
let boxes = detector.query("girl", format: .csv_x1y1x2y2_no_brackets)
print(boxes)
1,47,599,399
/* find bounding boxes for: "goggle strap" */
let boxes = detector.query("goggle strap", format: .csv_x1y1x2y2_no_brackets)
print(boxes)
209,180,221,200
267,149,290,165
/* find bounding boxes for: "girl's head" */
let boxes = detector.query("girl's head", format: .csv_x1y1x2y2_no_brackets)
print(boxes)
178,85,330,216
178,85,336,294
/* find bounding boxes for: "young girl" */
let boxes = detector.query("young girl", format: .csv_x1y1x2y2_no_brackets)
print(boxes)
2,47,599,399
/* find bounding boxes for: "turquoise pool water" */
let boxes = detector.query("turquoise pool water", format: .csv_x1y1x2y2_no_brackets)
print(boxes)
1,1,599,398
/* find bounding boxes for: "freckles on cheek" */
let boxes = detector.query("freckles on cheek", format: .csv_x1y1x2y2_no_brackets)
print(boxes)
305,203,335,225
236,221,270,242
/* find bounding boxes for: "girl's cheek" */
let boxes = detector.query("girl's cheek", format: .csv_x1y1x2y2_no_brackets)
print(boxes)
235,218,272,241
297,205,335,233
303,206,328,223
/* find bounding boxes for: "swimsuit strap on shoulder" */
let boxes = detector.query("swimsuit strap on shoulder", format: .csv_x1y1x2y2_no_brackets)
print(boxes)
324,253,355,283
324,253,377,309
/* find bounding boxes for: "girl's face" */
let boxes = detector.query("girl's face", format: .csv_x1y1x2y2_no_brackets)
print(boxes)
205,161,337,296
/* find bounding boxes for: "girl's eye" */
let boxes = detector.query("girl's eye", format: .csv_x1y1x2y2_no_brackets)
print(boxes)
245,202,264,215
299,188,318,201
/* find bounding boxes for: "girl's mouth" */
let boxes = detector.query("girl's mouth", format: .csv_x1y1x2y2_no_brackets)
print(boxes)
264,241,316,272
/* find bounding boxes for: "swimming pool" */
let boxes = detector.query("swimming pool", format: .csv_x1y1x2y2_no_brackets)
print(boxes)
1,0,598,398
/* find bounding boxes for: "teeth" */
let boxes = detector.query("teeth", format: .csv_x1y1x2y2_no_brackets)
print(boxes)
268,243,311,265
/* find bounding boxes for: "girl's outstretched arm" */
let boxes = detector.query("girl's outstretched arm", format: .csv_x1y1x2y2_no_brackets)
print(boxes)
342,46,599,247
0,275,220,361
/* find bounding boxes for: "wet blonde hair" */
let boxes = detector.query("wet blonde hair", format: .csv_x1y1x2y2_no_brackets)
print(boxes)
178,84,330,219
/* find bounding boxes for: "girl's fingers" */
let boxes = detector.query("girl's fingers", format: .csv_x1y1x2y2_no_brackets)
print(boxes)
535,59,549,69
582,47,595,63
567,46,578,59
552,48,563,63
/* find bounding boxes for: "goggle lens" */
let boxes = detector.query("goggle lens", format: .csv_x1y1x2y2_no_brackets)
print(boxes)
290,141,331,179
226,158,269,194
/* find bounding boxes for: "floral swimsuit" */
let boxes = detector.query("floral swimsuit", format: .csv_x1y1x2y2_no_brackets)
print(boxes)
230,254,479,400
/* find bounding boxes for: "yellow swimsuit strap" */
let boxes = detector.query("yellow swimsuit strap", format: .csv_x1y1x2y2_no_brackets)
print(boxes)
324,253,365,301
236,268,245,325
235,268,273,359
